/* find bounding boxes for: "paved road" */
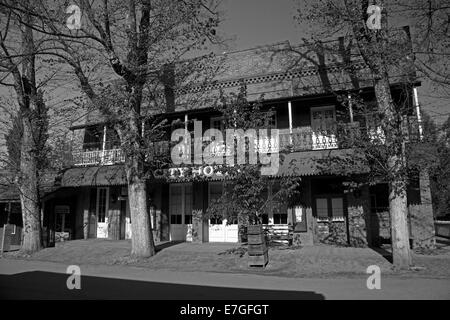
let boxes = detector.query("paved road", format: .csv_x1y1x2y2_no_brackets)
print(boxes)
0,259,449,299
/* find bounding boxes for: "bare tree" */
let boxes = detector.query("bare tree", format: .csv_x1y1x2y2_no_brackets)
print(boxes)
294,0,428,269
0,0,224,257
0,0,57,253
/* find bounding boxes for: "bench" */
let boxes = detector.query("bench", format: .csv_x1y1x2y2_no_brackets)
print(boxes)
263,224,293,245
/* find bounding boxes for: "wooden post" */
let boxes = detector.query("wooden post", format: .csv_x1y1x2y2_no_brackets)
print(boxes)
413,87,423,140
101,125,107,163
288,101,293,144
1,202,13,254
348,93,354,123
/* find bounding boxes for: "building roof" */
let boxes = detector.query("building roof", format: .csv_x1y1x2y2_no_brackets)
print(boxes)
81,32,416,126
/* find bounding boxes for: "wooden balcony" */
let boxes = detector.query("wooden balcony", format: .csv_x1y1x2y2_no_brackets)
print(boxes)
70,141,170,167
72,149,125,166
68,120,420,167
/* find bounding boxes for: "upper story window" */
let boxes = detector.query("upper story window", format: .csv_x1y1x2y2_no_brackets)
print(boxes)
83,125,103,151
82,125,120,151
310,106,336,131
310,106,337,150
105,127,121,149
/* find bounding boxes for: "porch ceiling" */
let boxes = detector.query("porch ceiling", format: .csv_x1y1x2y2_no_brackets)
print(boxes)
61,165,127,187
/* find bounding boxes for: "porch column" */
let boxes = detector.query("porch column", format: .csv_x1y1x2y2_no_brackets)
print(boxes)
413,87,423,140
108,188,122,240
409,170,435,249
101,125,107,163
348,93,354,123
192,181,204,243
160,184,170,241
288,101,293,144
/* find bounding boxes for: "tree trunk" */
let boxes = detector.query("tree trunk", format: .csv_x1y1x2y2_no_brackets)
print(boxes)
18,117,42,254
374,76,412,269
389,175,412,269
127,174,155,258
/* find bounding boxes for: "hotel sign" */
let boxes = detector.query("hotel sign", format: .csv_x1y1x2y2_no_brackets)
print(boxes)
152,165,227,180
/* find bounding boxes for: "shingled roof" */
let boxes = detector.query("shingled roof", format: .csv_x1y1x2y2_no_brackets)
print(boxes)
81,30,415,126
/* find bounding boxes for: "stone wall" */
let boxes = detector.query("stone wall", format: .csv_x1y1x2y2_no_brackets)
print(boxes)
315,220,348,246
347,186,371,247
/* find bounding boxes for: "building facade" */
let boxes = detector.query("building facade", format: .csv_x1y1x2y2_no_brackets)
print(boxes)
39,40,434,248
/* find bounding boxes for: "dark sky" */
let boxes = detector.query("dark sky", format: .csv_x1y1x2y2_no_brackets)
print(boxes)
217,0,449,124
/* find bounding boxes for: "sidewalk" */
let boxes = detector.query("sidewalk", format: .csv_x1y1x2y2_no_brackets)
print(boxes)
1,258,449,299
5,239,450,279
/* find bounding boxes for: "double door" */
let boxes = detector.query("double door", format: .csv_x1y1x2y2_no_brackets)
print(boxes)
169,184,193,241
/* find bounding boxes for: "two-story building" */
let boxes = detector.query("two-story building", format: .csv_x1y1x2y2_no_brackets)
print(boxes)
41,39,434,248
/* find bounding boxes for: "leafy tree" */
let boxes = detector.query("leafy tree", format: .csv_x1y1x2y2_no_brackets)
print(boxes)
205,87,301,242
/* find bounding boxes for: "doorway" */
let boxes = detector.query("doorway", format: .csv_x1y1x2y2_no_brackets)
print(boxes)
169,183,193,241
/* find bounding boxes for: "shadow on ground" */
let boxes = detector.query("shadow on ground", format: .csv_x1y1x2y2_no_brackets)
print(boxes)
155,240,184,252
0,271,325,300
370,246,393,264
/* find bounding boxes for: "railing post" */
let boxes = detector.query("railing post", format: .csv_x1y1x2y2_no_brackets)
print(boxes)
348,93,354,123
413,87,423,141
288,101,293,145
101,125,107,164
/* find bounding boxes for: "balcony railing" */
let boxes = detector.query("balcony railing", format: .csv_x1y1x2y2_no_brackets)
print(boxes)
69,119,421,167
71,141,170,167
72,148,125,166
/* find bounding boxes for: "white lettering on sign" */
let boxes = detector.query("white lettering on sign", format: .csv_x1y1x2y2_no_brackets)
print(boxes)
171,120,279,175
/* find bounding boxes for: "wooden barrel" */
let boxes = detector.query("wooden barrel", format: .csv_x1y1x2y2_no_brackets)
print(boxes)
247,224,265,244
248,250,269,267
247,224,268,267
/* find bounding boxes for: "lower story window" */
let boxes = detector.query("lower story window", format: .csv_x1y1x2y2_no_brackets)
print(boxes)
273,213,287,224
315,197,345,221
170,214,182,224
331,198,344,221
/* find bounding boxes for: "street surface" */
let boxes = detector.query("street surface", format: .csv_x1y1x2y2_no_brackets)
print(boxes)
1,259,449,299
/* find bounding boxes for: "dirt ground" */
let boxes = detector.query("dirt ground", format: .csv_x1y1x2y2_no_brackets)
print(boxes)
3,238,450,279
